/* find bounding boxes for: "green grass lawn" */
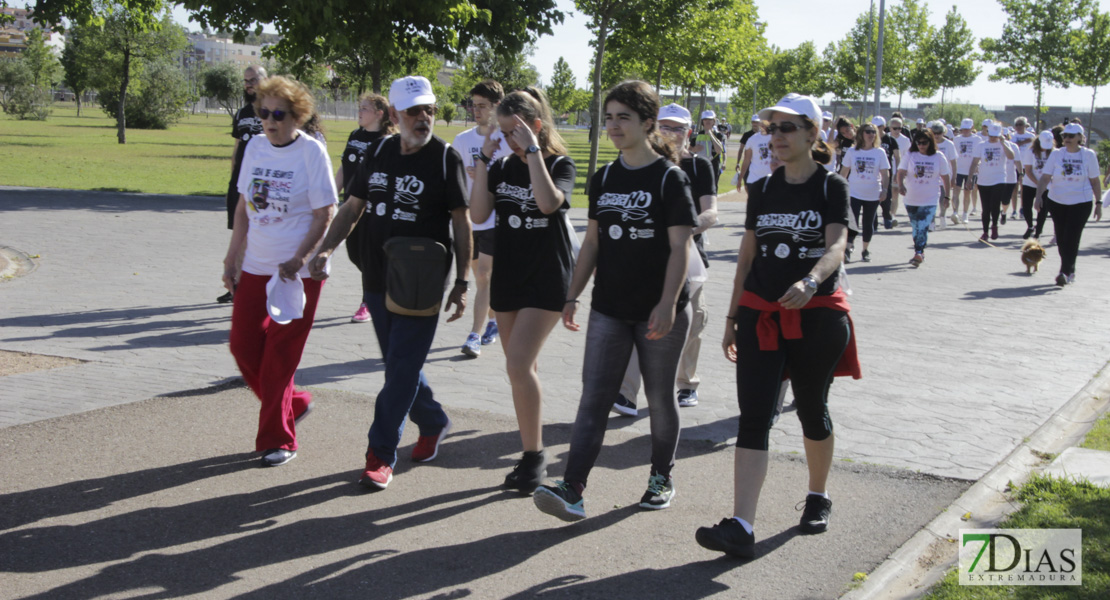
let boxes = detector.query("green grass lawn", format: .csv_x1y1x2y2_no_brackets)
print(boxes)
1080,413,1110,452
923,474,1110,599
1,104,743,205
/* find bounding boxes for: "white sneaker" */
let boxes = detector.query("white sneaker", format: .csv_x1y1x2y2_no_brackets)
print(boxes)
962,212,969,223
938,219,947,230
928,221,936,231
950,213,960,225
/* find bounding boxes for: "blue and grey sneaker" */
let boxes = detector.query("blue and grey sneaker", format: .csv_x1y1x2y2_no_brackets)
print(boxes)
677,389,698,407
639,473,675,510
534,480,586,521
461,332,481,357
481,319,499,345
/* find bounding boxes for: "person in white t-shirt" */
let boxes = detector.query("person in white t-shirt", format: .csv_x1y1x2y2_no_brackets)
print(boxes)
930,121,958,229
223,75,338,468
454,79,513,358
1035,123,1103,285
968,123,1014,241
1021,130,1057,239
839,122,890,262
739,123,773,185
898,130,951,266
999,132,1021,225
953,118,982,223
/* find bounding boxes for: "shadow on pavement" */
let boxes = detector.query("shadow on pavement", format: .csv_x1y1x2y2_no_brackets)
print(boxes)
0,187,222,213
0,304,230,349
960,283,1058,300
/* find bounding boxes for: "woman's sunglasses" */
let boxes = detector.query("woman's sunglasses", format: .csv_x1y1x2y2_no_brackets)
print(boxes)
767,122,807,135
258,108,287,122
916,139,930,145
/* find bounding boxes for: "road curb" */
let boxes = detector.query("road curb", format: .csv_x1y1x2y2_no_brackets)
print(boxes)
843,360,1110,599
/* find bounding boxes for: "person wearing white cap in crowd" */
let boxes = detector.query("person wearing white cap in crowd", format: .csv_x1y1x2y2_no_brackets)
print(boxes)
310,75,471,489
980,118,992,138
914,118,926,133
968,122,1015,241
999,128,1022,226
820,111,834,142
613,102,719,416
735,114,763,177
692,109,726,175
696,93,859,559
873,115,901,229
1009,117,1035,219
888,117,912,163
953,118,982,224
1035,122,1103,285
929,121,959,229
223,75,338,468
739,115,774,187
1021,130,1057,239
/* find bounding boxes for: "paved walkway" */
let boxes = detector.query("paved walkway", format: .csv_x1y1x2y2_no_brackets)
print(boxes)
3,186,1110,481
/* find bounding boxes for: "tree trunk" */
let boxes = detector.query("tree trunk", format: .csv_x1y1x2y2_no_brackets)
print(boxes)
371,59,382,95
1035,78,1043,132
75,90,82,117
655,57,664,93
897,91,903,112
1090,86,1097,134
697,85,707,120
117,49,130,144
940,87,945,113
587,12,611,185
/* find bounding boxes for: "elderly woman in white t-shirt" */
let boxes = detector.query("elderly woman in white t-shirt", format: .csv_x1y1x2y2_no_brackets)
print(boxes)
1035,123,1103,286
223,76,338,467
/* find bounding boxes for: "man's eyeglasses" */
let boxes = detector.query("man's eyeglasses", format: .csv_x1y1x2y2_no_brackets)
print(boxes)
1062,133,1078,139
258,108,287,122
405,105,437,117
891,126,902,131
767,121,807,135
244,77,259,85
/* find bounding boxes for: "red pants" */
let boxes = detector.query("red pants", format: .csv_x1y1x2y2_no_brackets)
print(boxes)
229,271,323,452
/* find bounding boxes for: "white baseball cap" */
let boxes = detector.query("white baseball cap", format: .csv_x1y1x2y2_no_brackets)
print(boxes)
822,111,833,121
389,76,436,112
1063,122,1084,135
758,93,822,126
658,103,691,125
916,118,925,124
1039,130,1055,147
981,119,993,127
266,273,306,325
987,123,1002,137
871,116,886,126
960,118,974,130
751,113,761,122
700,110,716,120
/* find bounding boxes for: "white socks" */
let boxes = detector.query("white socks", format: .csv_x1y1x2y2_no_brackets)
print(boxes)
731,517,753,534
808,490,830,499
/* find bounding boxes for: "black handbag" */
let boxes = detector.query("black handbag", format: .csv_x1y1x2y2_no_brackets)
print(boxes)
383,236,447,316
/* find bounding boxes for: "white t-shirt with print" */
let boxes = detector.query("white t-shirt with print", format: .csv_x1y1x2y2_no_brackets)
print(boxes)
899,151,951,206
745,132,773,183
236,132,338,278
453,126,512,230
1003,140,1021,184
843,147,891,201
936,138,958,164
1043,147,1101,205
1012,131,1036,149
973,139,1010,186
1021,146,1053,187
891,133,911,159
954,134,981,175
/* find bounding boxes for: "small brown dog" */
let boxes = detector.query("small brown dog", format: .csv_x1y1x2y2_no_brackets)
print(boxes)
1022,239,1047,274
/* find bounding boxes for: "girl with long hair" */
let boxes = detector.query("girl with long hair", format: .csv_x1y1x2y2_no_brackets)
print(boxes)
839,122,891,262
897,130,951,266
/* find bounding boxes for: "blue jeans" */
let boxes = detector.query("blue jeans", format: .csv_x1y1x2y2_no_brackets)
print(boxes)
364,292,449,467
905,204,936,254
564,307,690,487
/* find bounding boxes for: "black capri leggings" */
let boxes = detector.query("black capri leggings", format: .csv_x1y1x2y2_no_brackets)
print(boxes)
1021,185,1051,233
977,183,1006,232
850,197,880,243
1047,199,1093,276
735,307,851,451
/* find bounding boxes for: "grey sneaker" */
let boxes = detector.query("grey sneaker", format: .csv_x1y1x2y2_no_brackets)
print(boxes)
677,389,698,407
261,448,296,467
639,473,675,510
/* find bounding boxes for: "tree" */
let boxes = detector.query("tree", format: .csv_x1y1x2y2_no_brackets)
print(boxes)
0,59,33,114
753,42,828,112
60,24,96,116
923,101,993,127
1073,8,1110,132
201,60,241,117
883,0,937,109
97,57,190,129
21,28,60,88
547,56,576,117
577,0,637,181
920,5,980,112
440,102,457,125
459,40,540,92
980,0,1092,130
181,0,564,94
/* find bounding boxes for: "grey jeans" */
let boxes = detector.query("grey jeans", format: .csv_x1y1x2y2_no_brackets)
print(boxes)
564,306,690,487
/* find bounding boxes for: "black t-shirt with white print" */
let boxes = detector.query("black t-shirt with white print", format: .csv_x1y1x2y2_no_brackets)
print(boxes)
339,128,385,197
681,155,716,268
488,154,578,312
347,135,469,294
588,157,698,321
744,168,852,302
231,104,264,181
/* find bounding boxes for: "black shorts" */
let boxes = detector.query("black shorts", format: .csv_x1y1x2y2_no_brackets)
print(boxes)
472,228,495,260
955,173,976,188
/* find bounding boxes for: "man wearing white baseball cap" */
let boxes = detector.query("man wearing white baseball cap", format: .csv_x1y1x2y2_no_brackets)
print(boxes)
311,75,472,490
873,116,901,228
693,109,725,175
697,93,858,559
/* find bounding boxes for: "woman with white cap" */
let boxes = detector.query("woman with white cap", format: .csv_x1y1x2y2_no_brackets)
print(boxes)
968,122,1014,241
223,75,338,467
1021,130,1057,239
839,122,891,262
693,109,725,175
1035,123,1103,285
695,93,859,559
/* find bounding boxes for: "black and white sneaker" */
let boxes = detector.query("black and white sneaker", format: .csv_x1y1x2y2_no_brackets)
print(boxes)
677,389,699,407
861,249,871,263
261,448,296,467
504,450,547,495
797,494,832,533
695,518,755,558
216,290,234,304
611,394,637,417
638,473,675,510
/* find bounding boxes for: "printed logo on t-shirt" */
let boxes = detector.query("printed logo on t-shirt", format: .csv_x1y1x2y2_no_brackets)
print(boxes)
915,164,928,179
367,172,388,193
754,211,824,243
774,243,790,258
526,217,549,229
394,175,425,205
983,148,999,164
854,157,872,176
629,226,653,239
495,181,537,212
393,207,416,222
348,153,357,162
1061,160,1077,176
609,224,623,239
346,140,370,163
758,145,771,161
246,167,295,223
958,139,976,156
798,247,825,259
597,191,651,221
242,133,250,141
509,215,522,229
375,203,387,216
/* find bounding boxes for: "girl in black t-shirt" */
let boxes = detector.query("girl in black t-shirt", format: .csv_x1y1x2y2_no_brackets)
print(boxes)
533,80,696,523
333,93,395,323
695,93,860,559
469,90,577,495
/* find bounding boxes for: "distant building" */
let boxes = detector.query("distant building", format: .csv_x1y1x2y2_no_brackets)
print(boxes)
1,7,65,57
187,33,263,69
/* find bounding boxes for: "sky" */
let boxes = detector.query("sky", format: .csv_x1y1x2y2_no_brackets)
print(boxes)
155,0,1110,111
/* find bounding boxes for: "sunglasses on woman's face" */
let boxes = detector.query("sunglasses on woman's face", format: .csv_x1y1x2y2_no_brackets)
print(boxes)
767,121,805,135
891,126,902,131
916,139,930,146
1062,133,1077,139
405,105,437,117
863,130,876,135
258,108,287,122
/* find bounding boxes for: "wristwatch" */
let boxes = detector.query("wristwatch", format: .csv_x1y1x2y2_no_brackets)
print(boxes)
525,144,540,155
454,278,469,290
476,152,491,164
801,275,819,292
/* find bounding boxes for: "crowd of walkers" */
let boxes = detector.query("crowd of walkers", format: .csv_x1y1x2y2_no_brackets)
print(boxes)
214,64,1106,560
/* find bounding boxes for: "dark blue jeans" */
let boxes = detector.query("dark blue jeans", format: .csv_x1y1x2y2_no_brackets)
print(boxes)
364,292,449,467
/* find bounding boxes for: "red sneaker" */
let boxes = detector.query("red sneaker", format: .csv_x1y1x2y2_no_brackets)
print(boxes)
411,418,452,463
359,453,393,490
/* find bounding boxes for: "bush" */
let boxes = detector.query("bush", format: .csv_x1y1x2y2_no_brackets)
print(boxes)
97,59,190,129
7,84,53,120
923,102,995,127
440,103,457,125
0,59,33,114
